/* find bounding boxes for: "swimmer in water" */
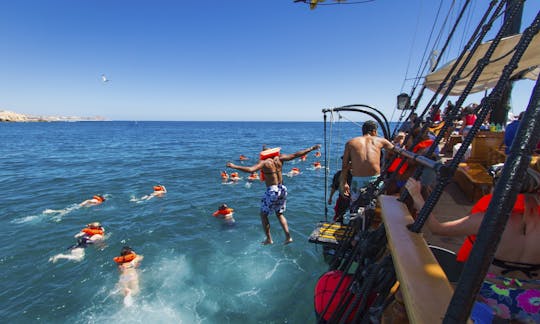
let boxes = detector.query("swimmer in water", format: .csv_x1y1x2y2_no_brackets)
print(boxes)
114,246,144,307
239,154,249,161
49,222,105,263
79,195,105,207
313,162,322,169
289,167,301,176
212,204,236,225
248,172,259,181
221,171,229,181
140,185,167,201
230,172,241,182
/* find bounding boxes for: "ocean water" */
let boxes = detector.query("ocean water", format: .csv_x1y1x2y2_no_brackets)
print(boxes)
0,121,367,323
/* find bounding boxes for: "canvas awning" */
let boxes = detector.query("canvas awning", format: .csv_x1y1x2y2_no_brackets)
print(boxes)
424,33,540,95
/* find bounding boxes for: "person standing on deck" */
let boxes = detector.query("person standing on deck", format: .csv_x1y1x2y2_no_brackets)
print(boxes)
226,144,320,245
341,120,394,205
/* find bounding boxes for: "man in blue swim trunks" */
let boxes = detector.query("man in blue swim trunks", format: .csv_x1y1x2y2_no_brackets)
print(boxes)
341,120,394,205
227,144,320,245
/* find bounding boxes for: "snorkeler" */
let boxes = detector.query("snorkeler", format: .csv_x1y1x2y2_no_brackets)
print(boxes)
212,204,236,225
140,185,167,201
79,195,105,207
49,222,105,263
114,246,144,307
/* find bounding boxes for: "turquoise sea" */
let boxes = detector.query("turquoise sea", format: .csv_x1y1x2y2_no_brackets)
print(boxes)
0,121,368,323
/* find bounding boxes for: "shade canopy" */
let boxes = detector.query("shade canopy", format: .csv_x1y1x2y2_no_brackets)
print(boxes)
424,33,540,95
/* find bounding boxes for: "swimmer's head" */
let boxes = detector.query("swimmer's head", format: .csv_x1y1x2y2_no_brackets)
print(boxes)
121,246,134,256
88,222,101,228
218,204,228,210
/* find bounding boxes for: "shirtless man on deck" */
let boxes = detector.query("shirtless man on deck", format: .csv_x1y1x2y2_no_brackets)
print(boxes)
341,120,394,204
227,144,320,245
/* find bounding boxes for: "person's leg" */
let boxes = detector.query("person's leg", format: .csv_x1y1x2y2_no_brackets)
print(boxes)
260,212,273,244
276,212,292,244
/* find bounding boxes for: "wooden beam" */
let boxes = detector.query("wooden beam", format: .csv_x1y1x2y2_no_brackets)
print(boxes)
378,195,455,324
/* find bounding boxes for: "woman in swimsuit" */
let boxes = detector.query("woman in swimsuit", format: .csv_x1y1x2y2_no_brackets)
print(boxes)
405,166,540,322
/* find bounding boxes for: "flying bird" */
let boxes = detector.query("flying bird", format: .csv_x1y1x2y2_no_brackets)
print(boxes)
101,74,110,83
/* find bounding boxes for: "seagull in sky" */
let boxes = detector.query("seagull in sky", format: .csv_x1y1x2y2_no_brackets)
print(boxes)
101,74,110,83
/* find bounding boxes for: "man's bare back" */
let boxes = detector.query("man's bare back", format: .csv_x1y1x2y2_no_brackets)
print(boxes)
261,157,283,186
343,135,394,177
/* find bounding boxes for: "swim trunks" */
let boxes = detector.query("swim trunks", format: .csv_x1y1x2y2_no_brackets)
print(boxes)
261,184,287,215
477,273,540,322
350,175,380,202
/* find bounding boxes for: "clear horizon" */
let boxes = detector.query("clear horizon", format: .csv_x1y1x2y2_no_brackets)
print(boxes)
1,1,538,121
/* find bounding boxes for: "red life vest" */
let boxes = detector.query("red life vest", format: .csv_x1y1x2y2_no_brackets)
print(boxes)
388,139,434,175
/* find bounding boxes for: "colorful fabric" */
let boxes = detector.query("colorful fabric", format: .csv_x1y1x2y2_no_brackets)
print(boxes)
478,274,540,322
260,184,287,215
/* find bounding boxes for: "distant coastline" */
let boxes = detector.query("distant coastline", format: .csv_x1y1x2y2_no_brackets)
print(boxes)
0,110,106,122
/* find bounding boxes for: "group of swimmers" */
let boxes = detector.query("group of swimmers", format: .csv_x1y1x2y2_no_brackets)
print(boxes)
48,185,165,307
221,152,322,183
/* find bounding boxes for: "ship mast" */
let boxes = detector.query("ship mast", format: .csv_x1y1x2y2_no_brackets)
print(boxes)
491,0,524,125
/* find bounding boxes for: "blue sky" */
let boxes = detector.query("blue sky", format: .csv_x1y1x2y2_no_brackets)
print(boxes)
1,1,538,121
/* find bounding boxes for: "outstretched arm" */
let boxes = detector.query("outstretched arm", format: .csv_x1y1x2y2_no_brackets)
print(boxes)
405,178,483,236
280,144,321,161
227,160,265,173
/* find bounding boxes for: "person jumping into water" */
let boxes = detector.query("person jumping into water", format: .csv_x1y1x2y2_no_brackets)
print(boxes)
227,144,320,245
49,222,105,263
114,246,144,307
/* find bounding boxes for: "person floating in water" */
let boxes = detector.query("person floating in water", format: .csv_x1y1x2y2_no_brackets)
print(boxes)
313,162,322,169
114,246,144,307
221,170,229,181
248,172,259,181
141,185,167,201
49,222,105,263
79,195,105,207
239,154,249,161
212,204,236,225
289,167,301,176
227,144,320,245
230,172,241,182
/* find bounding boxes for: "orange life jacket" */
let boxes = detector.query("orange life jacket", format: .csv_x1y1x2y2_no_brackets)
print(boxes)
113,252,137,264
456,194,540,262
82,227,104,236
388,139,434,175
93,195,104,202
153,185,165,192
221,171,229,179
259,147,280,160
213,208,234,217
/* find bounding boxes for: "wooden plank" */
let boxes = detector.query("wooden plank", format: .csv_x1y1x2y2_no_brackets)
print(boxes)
378,195,455,324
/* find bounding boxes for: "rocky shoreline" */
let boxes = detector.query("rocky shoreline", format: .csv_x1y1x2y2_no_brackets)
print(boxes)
0,110,106,122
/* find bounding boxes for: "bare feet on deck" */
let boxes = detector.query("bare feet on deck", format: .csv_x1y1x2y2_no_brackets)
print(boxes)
262,239,273,245
284,237,293,245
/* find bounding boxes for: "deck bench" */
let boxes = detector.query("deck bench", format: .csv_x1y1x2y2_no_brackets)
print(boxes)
378,195,455,324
